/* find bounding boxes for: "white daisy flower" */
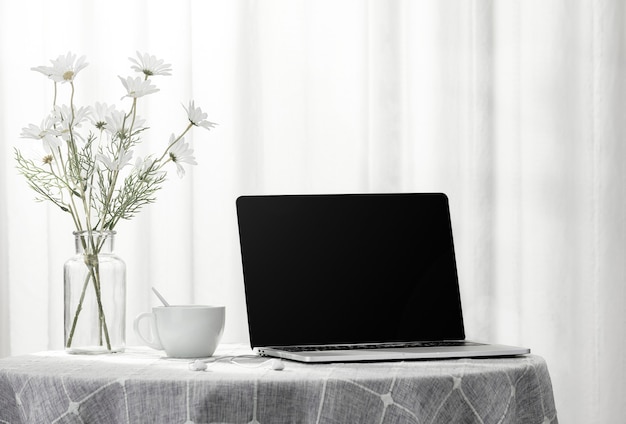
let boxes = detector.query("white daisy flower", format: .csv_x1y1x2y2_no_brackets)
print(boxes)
52,105,91,142
31,52,88,83
20,120,62,153
129,52,172,77
54,104,91,126
105,110,127,137
167,134,197,178
104,110,147,139
20,123,50,140
134,156,165,180
183,101,217,131
119,76,159,99
134,156,153,174
90,102,116,131
96,149,134,171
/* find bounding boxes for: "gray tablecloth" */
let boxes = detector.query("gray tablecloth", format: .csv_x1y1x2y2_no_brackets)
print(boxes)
0,344,558,424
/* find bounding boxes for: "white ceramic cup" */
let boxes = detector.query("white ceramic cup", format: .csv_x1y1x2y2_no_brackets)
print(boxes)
133,305,225,358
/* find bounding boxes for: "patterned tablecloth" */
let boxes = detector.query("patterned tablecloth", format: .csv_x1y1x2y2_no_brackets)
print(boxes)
0,344,558,424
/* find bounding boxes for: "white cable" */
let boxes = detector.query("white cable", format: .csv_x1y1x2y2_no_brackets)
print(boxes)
188,355,285,371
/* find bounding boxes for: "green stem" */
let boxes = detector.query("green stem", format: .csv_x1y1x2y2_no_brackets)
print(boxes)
65,233,112,351
89,261,111,350
65,271,91,348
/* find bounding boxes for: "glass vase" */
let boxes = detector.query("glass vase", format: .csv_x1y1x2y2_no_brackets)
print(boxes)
64,230,126,354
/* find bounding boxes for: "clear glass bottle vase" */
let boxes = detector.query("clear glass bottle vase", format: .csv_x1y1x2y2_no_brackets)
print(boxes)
64,230,126,354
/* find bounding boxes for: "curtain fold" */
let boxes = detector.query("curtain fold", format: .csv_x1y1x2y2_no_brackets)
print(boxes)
1,1,625,422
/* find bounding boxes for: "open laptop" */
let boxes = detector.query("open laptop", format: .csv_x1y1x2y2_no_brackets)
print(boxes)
236,193,529,363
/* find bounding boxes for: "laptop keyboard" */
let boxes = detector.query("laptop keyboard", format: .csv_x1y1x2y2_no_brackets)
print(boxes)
277,340,483,352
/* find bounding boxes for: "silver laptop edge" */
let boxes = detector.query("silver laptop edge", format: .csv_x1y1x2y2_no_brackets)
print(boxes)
257,343,530,363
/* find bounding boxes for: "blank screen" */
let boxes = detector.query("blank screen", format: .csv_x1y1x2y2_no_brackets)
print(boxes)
236,193,465,347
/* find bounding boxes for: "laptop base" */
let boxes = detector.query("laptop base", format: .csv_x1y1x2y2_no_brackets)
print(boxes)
257,342,530,363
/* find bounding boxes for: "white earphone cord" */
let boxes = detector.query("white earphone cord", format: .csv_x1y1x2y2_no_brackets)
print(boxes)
188,355,284,371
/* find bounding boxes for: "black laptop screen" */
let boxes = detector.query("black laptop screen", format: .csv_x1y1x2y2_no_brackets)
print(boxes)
236,193,465,348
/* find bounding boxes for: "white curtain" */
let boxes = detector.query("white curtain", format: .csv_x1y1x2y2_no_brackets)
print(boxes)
1,0,625,422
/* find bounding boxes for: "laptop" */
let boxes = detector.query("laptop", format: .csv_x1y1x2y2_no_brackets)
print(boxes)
236,193,529,363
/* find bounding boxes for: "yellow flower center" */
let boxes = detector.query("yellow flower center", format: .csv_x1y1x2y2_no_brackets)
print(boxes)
63,70,74,81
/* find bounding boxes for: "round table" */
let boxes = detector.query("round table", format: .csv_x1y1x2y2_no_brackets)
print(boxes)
0,344,558,424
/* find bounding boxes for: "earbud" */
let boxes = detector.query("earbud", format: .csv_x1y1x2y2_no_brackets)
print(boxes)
270,358,285,371
189,360,208,371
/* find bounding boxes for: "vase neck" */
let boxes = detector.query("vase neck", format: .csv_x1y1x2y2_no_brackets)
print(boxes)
74,231,116,255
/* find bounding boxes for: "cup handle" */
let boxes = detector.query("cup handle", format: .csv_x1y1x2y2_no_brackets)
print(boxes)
133,312,163,350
